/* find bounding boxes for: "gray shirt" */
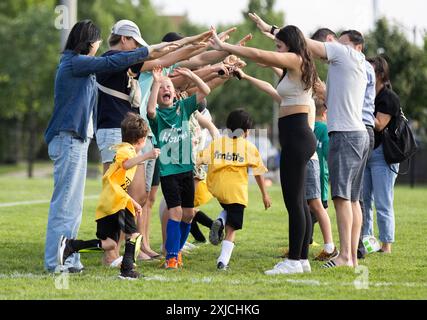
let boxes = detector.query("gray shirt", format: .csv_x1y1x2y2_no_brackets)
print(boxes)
362,61,376,127
324,42,367,132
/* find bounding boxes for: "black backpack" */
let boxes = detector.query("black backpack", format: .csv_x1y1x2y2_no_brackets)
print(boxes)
382,109,418,173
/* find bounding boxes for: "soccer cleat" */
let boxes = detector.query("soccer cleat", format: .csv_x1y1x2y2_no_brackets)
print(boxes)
217,261,229,271
209,219,224,245
264,259,303,275
57,235,75,266
177,252,183,268
164,257,178,269
118,269,141,280
314,247,339,261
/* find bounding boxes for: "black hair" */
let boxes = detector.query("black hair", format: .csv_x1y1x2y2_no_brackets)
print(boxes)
226,109,253,138
311,28,337,42
275,25,318,90
108,33,134,47
367,56,392,89
340,30,365,47
64,19,101,55
121,113,148,144
162,32,184,42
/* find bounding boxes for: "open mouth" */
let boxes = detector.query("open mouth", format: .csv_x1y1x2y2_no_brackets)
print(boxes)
162,93,171,101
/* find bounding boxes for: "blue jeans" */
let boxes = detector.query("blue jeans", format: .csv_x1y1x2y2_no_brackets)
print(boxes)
362,144,398,243
44,132,90,272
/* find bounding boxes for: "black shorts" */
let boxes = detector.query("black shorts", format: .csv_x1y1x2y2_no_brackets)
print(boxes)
151,158,160,187
96,208,137,243
160,171,194,209
220,203,245,231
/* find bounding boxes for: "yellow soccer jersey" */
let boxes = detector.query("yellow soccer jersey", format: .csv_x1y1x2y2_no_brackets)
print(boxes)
95,143,137,220
198,136,267,207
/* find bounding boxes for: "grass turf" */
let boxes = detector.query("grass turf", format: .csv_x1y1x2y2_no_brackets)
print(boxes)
0,177,426,299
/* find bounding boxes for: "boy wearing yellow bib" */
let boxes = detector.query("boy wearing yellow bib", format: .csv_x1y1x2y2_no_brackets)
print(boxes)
57,113,160,279
198,109,272,270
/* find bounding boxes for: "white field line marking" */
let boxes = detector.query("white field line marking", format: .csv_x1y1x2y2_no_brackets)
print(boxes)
1,272,427,288
0,195,99,208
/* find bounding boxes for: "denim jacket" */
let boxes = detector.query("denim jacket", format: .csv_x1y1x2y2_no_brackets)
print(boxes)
44,47,149,144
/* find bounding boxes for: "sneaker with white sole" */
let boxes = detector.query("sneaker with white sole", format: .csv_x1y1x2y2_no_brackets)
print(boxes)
109,256,123,268
264,259,303,275
300,259,311,273
57,235,75,266
209,219,224,245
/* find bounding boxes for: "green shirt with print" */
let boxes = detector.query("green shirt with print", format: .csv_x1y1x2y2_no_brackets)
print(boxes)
314,121,329,202
149,94,198,177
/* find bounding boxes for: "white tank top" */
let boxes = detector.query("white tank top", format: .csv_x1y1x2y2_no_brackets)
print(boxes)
276,73,312,107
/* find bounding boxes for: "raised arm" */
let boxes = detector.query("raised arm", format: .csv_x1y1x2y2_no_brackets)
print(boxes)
173,67,211,103
195,112,220,139
305,38,327,59
123,148,160,170
147,66,162,119
235,69,281,104
209,29,301,71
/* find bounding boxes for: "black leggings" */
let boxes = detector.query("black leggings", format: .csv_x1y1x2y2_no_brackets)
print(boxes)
279,114,316,260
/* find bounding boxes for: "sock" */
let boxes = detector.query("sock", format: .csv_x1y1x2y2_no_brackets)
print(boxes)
190,220,206,242
121,238,135,272
194,210,213,228
179,221,192,250
165,219,181,259
324,243,335,254
217,240,234,266
218,210,227,226
71,239,102,252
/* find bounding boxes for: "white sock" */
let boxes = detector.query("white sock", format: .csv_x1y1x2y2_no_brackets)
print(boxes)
217,210,227,226
324,243,335,254
217,240,234,265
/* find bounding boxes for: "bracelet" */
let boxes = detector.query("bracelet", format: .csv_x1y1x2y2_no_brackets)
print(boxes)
270,25,278,35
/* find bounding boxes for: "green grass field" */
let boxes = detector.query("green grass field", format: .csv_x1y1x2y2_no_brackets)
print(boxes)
0,176,426,300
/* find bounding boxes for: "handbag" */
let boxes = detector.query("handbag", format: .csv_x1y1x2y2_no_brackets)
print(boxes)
382,108,418,173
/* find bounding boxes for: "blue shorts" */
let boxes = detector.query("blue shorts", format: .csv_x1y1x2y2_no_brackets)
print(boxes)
95,128,122,163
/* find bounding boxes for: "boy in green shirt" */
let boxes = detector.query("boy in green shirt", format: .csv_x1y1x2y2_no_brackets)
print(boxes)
147,65,211,269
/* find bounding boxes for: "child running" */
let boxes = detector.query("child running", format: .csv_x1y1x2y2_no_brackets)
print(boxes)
198,109,271,270
57,113,160,279
147,65,211,269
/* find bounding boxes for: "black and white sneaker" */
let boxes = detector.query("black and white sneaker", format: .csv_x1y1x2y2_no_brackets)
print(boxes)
217,261,229,271
209,219,224,245
57,235,75,266
118,269,141,280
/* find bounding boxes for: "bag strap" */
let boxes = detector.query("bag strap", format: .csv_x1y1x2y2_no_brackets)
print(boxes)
96,82,130,102
390,158,410,175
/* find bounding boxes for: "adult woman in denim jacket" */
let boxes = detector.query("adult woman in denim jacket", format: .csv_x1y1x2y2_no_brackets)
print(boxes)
44,20,177,272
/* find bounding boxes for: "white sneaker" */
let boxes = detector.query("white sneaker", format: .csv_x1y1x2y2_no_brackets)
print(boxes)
264,259,303,275
183,242,197,251
109,256,123,268
300,259,312,273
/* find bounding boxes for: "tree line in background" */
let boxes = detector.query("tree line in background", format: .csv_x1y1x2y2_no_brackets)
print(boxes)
0,0,426,177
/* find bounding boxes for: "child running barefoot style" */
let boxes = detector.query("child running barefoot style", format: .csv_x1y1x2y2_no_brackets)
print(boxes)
198,109,272,270
147,65,211,269
57,113,160,279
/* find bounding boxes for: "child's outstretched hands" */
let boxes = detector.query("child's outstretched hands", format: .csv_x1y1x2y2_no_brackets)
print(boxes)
263,193,272,210
152,65,163,82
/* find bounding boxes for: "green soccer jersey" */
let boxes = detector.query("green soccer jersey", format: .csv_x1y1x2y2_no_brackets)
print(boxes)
314,121,329,202
149,94,198,177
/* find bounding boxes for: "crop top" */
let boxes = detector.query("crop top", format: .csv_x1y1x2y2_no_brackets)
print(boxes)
276,73,312,107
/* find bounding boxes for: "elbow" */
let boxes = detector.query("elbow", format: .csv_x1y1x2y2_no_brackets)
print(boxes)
147,110,156,119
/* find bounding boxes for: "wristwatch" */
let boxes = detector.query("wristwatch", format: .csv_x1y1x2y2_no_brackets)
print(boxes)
270,25,279,35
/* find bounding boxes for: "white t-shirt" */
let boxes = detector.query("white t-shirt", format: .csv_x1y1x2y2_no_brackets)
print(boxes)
324,42,367,133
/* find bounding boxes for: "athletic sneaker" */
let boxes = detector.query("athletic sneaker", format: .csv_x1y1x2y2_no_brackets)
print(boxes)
164,257,178,269
57,235,75,266
314,247,339,261
264,259,303,275
300,260,311,273
217,261,228,271
118,269,141,280
209,219,224,245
